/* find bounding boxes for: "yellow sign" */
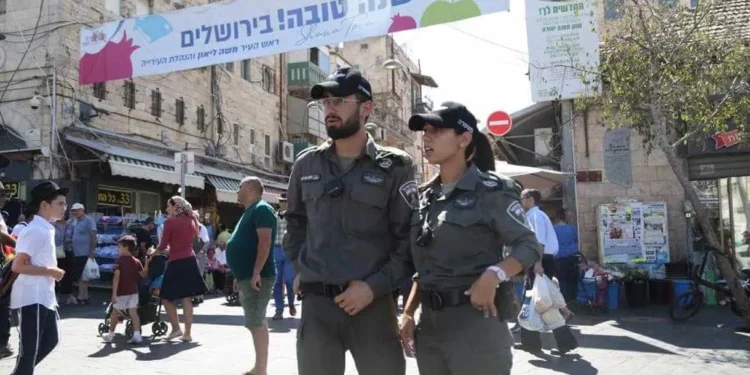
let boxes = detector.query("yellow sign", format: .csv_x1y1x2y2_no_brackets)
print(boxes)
3,182,20,199
97,188,133,207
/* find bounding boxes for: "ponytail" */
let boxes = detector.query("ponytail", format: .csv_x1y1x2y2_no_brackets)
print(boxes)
465,132,496,172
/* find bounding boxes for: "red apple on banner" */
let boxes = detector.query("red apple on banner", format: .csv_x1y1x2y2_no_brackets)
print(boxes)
79,32,140,85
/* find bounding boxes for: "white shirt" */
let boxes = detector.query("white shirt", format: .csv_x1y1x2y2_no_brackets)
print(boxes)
0,215,7,234
11,222,28,236
214,247,227,265
198,224,210,243
11,216,58,310
525,206,559,256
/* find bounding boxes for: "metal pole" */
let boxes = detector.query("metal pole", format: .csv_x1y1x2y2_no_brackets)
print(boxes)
180,153,186,198
51,57,57,178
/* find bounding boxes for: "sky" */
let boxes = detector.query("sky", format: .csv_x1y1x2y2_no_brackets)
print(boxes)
392,0,533,129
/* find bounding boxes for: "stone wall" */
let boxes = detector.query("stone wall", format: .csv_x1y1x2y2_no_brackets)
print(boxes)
574,110,688,262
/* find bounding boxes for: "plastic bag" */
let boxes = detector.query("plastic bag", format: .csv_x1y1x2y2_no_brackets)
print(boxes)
518,290,546,332
532,275,552,313
540,308,566,330
82,258,100,281
548,276,567,309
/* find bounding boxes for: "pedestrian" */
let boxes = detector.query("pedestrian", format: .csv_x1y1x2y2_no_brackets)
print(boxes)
272,193,295,320
68,203,97,305
553,208,580,309
225,177,277,375
10,181,68,375
53,218,74,303
133,217,156,262
284,67,415,375
193,211,210,305
104,235,149,344
216,224,231,249
10,214,27,236
0,182,16,359
153,196,207,342
397,102,541,375
518,189,579,355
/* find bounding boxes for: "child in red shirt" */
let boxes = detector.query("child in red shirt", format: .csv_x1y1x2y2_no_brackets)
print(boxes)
104,236,149,344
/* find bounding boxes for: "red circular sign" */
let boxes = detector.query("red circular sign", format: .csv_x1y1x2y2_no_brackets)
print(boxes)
487,111,513,136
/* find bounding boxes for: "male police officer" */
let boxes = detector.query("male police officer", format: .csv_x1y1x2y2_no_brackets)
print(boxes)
284,67,415,375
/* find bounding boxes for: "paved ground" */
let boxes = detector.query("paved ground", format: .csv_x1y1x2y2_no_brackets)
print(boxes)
1,291,749,375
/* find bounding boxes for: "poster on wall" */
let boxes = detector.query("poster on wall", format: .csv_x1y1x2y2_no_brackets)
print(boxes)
599,201,670,264
79,0,510,84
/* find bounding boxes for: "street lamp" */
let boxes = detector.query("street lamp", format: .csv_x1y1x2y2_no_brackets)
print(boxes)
381,58,403,71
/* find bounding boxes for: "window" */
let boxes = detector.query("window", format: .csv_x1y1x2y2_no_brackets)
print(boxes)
264,134,271,156
150,88,162,117
105,0,121,16
123,81,135,109
241,60,251,81
233,123,240,146
217,118,224,134
262,66,274,93
605,0,623,20
135,0,149,16
93,83,106,100
250,129,256,145
175,98,185,125
310,48,320,66
196,105,206,131
225,62,234,73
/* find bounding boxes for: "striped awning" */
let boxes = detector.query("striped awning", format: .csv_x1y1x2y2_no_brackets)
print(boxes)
198,171,286,204
66,135,204,189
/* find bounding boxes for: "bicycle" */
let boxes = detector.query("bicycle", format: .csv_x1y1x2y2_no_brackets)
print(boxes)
669,246,750,322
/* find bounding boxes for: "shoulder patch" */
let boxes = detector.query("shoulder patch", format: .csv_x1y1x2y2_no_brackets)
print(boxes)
399,180,419,210
507,201,530,229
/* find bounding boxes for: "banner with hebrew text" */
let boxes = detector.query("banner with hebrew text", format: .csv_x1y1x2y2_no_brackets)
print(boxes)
79,0,509,84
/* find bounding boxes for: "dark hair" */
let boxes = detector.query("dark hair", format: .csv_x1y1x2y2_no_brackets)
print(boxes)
465,132,495,172
556,208,567,222
522,189,542,206
117,236,137,254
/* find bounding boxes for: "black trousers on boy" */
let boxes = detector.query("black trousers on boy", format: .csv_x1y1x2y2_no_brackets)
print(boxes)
11,304,58,375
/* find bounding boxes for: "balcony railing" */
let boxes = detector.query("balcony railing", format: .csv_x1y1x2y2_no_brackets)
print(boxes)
288,62,327,88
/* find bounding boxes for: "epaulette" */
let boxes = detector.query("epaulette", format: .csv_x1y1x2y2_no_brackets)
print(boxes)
374,147,411,172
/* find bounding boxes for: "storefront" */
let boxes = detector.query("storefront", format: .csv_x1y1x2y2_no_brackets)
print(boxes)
687,127,750,269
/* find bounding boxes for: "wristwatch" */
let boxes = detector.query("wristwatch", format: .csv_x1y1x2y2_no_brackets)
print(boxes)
487,265,509,283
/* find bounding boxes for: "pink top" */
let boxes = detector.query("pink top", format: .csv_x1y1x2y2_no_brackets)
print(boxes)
157,215,198,262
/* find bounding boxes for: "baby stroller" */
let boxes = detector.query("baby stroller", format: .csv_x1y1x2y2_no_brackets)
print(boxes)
97,253,170,338
224,271,240,306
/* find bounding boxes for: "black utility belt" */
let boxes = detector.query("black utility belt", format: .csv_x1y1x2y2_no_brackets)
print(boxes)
421,283,517,321
299,282,348,299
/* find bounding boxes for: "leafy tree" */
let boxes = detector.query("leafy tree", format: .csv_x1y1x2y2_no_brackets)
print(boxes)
575,0,750,325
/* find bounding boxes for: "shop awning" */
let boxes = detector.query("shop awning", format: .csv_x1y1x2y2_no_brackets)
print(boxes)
66,135,204,189
199,172,241,204
197,164,287,204
410,72,438,88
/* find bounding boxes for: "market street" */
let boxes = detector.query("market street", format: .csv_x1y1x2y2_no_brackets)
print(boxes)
0,292,748,375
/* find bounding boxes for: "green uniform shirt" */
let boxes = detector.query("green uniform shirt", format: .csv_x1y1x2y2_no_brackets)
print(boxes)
411,165,542,291
226,200,278,281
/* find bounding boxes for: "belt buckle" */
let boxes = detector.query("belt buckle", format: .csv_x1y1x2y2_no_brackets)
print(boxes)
324,284,344,298
429,292,444,311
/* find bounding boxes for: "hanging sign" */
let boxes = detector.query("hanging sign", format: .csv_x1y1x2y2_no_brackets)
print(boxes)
79,0,510,84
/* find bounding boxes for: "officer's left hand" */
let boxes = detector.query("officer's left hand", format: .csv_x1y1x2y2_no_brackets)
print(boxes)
465,271,499,318
334,280,374,316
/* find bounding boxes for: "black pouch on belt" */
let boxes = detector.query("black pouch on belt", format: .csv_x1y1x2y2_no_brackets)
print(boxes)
495,282,518,321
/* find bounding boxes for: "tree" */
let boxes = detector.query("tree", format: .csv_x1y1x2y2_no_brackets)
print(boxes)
575,0,750,326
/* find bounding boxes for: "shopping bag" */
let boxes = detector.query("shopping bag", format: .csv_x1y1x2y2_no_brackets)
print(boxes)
82,258,100,281
532,275,553,313
547,276,567,309
518,290,546,332
541,308,566,330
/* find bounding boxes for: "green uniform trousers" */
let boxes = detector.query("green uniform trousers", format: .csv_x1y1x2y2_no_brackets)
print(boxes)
416,303,513,375
297,294,405,375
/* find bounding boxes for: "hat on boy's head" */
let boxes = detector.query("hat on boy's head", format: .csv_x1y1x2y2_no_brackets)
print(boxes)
29,181,68,207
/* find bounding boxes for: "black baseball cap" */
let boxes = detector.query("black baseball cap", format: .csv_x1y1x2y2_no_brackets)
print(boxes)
29,181,68,206
408,101,478,134
311,67,373,101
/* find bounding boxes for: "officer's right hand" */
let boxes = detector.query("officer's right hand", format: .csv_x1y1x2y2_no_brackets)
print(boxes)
399,314,416,357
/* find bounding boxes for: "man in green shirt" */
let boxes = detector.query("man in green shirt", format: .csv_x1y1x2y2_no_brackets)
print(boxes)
226,176,277,375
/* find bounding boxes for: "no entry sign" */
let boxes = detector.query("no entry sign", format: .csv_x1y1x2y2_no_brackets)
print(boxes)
487,111,513,136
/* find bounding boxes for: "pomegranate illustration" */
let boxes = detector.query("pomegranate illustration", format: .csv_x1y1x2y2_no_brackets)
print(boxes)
79,32,140,85
388,13,418,33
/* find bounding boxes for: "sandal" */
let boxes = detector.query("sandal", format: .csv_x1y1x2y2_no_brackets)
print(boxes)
165,330,183,341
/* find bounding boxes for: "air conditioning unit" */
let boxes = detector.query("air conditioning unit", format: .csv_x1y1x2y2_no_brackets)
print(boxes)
374,128,386,141
278,141,294,163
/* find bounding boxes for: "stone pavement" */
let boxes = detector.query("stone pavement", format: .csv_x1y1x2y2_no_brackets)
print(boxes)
0,291,748,375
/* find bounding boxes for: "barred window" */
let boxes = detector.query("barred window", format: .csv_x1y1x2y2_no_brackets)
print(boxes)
197,105,206,131
175,98,185,125
150,88,162,117
123,81,136,109
93,83,106,100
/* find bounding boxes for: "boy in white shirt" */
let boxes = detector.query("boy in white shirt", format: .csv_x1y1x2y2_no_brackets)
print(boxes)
10,181,68,375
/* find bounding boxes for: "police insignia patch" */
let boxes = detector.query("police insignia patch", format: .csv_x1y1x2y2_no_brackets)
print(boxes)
482,179,499,188
453,194,477,208
301,174,321,183
378,158,394,170
507,201,530,228
361,171,386,186
399,180,419,210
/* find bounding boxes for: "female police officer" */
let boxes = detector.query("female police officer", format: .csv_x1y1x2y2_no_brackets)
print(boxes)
399,102,541,375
